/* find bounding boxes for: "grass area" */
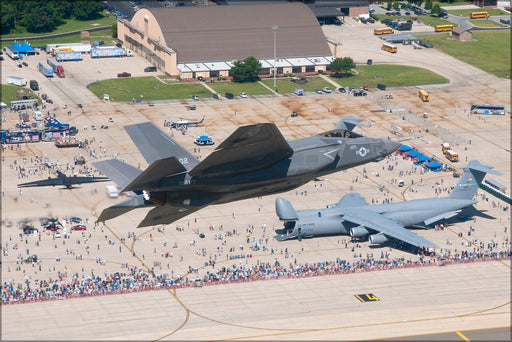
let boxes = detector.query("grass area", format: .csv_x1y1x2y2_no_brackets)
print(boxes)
87,77,213,102
447,8,508,17
1,84,40,106
208,81,273,95
1,29,114,49
418,15,458,27
433,0,469,7
413,30,511,78
260,76,333,93
329,65,449,88
468,19,504,27
4,12,115,39
372,13,458,28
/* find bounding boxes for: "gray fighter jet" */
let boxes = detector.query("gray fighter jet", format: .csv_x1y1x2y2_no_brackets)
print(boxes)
93,116,400,227
275,160,501,249
17,170,109,189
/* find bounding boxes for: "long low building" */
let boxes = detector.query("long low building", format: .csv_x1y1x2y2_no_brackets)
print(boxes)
117,2,342,79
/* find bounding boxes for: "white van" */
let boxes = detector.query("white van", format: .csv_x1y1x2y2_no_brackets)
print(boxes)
106,185,119,198
103,94,110,101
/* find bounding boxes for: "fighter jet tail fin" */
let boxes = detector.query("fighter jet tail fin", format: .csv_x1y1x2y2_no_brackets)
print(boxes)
123,157,187,192
92,159,143,189
275,197,298,221
449,160,502,200
334,116,370,132
125,122,199,170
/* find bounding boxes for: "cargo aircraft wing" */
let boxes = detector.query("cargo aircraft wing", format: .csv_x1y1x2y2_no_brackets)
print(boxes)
343,208,438,248
189,123,293,178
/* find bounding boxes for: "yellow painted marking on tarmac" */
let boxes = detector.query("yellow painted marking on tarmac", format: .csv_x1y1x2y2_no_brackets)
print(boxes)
456,331,470,341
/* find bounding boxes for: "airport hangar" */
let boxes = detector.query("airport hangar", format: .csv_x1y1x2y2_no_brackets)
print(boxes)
117,2,345,80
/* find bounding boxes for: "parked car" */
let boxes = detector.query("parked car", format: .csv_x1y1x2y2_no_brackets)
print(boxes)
212,93,219,99
144,66,157,72
239,92,248,98
338,87,346,93
22,61,28,67
225,92,234,99
315,89,322,94
70,217,82,223
72,225,87,231
322,87,332,93
192,95,199,101
363,84,369,91
22,226,38,235
77,103,83,108
117,72,131,77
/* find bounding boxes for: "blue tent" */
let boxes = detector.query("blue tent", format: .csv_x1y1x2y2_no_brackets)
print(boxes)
416,155,432,163
11,42,36,55
399,145,412,152
408,150,422,157
425,161,443,172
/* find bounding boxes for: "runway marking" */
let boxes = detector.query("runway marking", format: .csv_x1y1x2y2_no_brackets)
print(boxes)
355,293,380,302
456,331,470,341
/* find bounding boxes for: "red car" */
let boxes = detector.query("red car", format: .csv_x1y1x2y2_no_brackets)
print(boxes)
72,225,87,231
117,72,131,78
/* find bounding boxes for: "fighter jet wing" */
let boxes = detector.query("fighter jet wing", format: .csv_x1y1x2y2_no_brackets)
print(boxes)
343,208,437,248
189,123,293,178
18,176,108,188
69,175,110,185
138,204,205,227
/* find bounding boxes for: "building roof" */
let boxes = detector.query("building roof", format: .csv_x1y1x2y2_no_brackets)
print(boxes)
145,3,332,63
452,27,469,34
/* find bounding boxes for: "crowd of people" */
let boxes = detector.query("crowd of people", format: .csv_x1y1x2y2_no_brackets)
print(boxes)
2,249,510,304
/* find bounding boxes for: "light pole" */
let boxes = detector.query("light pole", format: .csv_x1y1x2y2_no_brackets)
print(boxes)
272,25,278,89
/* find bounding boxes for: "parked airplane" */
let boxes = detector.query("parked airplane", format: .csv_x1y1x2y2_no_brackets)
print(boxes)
93,116,400,227
170,116,204,130
17,170,109,189
274,160,501,249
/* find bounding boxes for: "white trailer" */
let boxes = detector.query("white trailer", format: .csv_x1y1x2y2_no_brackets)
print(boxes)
46,43,91,54
7,76,27,87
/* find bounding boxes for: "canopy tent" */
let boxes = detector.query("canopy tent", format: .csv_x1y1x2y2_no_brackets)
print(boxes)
399,145,412,152
414,155,432,165
425,161,443,172
408,150,422,157
11,42,37,55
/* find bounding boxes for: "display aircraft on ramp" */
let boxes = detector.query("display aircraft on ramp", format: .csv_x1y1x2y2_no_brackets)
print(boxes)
92,116,400,227
17,170,109,189
274,160,501,249
170,116,204,130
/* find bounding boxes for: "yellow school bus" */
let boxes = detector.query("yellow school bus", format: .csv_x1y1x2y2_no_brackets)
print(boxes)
445,150,459,162
374,27,394,35
419,89,430,102
381,43,397,53
470,11,489,19
435,24,454,32
441,142,451,154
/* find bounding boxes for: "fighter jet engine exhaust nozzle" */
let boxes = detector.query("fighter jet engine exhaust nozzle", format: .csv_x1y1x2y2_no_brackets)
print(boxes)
369,233,388,244
143,191,165,205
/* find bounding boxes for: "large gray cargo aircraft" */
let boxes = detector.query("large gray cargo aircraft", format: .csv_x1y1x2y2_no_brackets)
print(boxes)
275,160,501,249
93,116,400,227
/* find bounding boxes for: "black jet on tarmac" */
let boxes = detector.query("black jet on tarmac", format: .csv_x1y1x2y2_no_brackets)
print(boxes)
93,116,400,227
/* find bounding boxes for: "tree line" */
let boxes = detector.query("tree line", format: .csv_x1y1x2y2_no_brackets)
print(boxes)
1,0,105,35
